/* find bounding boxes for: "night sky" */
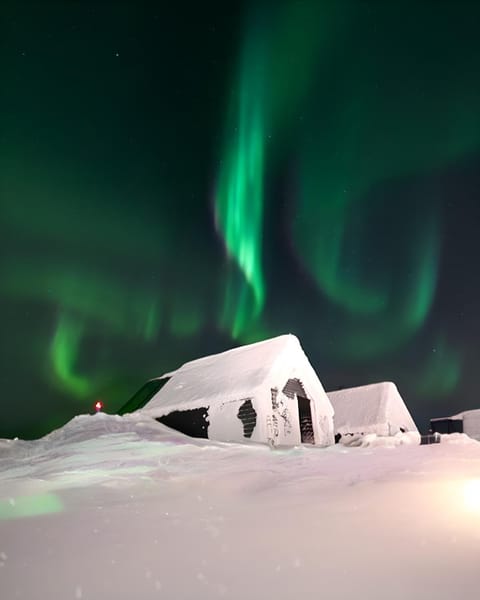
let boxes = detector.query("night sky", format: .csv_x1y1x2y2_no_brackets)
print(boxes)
2,0,480,439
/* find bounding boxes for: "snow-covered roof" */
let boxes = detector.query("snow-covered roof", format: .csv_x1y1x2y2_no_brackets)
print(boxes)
142,334,332,417
432,409,480,440
327,381,418,436
445,408,480,420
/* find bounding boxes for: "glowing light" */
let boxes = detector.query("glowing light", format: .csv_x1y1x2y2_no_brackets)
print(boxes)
95,401,103,413
462,479,480,512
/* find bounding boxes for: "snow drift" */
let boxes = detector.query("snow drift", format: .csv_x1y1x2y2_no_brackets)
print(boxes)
1,413,480,600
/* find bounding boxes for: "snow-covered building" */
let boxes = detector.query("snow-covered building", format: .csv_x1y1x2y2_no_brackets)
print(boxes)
430,409,480,440
125,334,335,447
327,382,419,441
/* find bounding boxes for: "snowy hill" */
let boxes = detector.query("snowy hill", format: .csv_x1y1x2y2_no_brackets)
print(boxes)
1,413,480,599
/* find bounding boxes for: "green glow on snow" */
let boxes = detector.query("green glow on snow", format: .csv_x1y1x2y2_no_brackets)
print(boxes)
0,493,64,520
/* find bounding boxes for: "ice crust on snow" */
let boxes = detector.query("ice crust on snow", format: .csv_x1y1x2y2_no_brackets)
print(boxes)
1,413,480,600
327,381,418,438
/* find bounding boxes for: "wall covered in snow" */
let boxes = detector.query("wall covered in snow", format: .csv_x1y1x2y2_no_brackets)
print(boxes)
327,381,418,438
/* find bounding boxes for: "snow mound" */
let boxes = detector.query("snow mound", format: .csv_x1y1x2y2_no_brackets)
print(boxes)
339,431,421,448
2,413,480,600
0,412,202,459
440,432,480,445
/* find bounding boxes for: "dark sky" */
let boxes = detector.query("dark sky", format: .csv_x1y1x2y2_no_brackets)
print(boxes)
2,0,480,439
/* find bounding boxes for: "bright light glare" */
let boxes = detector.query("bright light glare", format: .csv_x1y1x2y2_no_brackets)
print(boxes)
462,479,480,512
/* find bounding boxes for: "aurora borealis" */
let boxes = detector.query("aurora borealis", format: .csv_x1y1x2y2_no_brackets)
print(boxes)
1,0,480,439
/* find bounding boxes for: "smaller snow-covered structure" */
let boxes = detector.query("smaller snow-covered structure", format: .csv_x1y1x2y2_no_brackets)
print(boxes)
133,334,334,447
430,409,480,440
327,382,419,441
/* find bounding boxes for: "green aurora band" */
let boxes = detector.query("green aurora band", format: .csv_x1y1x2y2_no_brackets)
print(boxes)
415,337,461,397
50,312,92,397
0,260,162,399
216,0,477,378
215,2,344,338
2,0,478,435
292,2,480,361
215,31,266,338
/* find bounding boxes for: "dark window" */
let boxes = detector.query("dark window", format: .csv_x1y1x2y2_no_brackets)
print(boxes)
420,434,441,445
450,420,464,434
118,378,170,415
283,378,307,399
431,420,449,434
430,418,463,434
156,407,209,439
297,396,315,444
237,400,257,438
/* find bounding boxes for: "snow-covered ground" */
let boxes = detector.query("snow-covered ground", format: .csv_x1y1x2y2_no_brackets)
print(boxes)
1,413,480,600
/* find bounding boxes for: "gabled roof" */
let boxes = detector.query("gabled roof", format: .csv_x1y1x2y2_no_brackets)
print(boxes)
327,381,418,435
448,408,480,420
142,334,332,417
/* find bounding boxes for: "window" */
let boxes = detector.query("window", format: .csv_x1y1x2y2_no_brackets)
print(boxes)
157,407,209,438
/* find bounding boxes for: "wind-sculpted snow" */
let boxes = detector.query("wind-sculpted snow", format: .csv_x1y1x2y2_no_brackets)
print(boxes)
1,414,480,600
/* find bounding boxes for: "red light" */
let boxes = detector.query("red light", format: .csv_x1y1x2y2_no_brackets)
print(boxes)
95,401,103,413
